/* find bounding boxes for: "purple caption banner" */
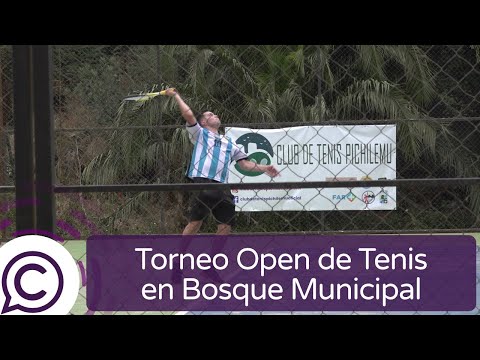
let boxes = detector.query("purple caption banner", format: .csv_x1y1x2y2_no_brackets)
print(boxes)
86,235,476,312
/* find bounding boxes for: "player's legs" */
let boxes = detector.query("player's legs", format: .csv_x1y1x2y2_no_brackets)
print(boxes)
212,191,236,235
185,187,212,235
182,220,203,235
216,223,231,235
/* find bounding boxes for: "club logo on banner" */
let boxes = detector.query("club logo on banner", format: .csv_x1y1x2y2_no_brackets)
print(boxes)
226,125,397,211
234,133,274,177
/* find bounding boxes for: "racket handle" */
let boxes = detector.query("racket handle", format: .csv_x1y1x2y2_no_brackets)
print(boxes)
159,88,176,95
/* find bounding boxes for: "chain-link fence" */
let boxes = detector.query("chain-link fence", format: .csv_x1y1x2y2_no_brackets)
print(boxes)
0,45,479,314
1,45,480,234
42,45,480,237
0,45,14,242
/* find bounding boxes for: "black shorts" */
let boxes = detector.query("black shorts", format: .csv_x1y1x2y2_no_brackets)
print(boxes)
188,177,236,226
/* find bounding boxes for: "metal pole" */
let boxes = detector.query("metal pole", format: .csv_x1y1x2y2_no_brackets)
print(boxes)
317,45,326,232
33,45,55,233
13,45,35,231
156,45,164,233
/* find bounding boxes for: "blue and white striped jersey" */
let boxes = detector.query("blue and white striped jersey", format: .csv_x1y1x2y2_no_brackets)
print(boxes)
186,122,248,183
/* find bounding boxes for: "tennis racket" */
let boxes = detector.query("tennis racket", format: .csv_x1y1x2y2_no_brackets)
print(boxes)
122,88,176,102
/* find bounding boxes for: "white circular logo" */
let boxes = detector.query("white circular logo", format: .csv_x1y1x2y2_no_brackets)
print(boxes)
0,235,79,315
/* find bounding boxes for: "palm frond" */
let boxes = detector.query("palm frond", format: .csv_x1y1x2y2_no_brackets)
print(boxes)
306,45,335,91
305,94,330,122
381,45,436,106
286,45,305,78
354,45,387,80
189,48,215,94
335,78,419,120
216,46,259,95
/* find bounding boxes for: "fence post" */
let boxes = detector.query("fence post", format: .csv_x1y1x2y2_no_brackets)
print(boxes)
33,45,55,233
13,45,36,232
317,45,326,232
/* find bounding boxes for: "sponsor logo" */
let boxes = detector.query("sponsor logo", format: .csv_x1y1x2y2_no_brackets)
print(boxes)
362,191,375,204
332,192,356,202
379,190,389,204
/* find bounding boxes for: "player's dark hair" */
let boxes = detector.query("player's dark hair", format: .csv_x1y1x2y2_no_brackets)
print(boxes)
196,113,205,127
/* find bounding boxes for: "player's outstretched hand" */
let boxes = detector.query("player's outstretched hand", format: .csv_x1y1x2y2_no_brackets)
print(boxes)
265,165,280,177
163,88,177,96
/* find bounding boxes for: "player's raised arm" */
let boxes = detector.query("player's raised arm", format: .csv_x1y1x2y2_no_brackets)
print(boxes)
164,88,197,126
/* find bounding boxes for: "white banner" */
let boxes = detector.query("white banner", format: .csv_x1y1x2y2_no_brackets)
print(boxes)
225,125,396,211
